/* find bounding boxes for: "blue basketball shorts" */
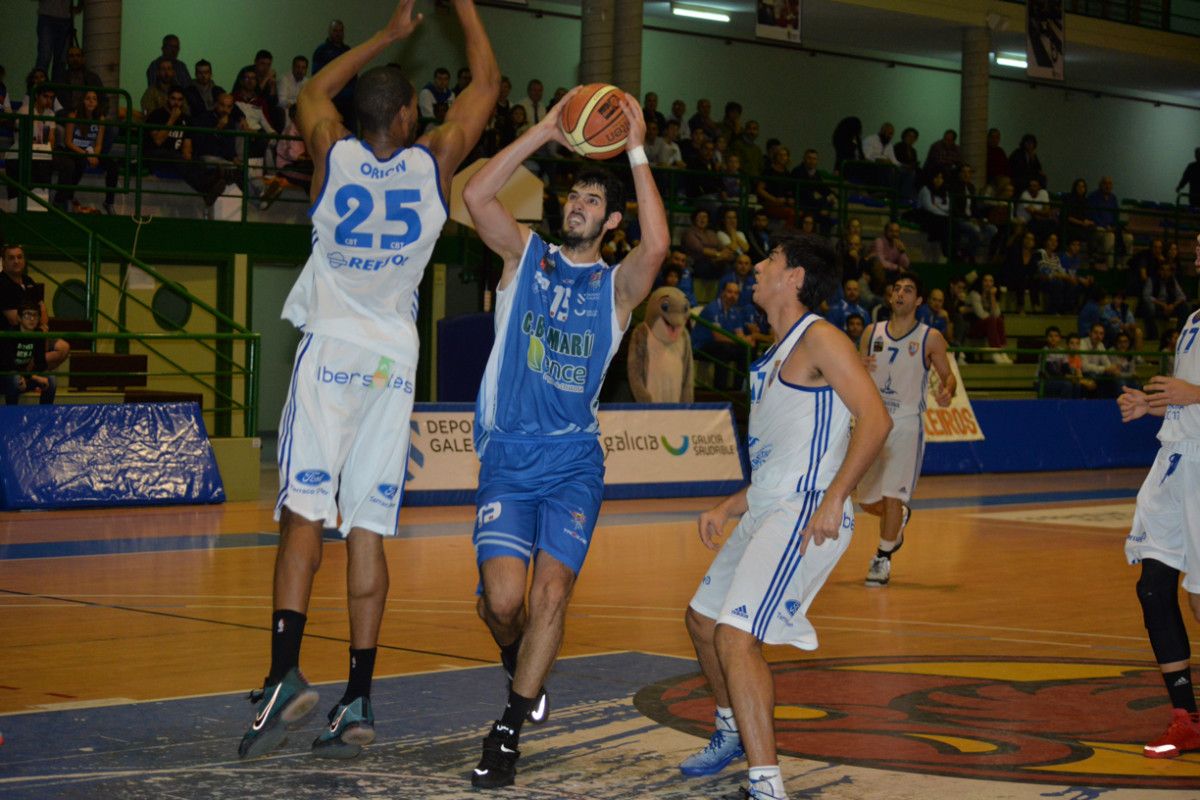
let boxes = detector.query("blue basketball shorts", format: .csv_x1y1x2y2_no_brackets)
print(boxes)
473,434,605,575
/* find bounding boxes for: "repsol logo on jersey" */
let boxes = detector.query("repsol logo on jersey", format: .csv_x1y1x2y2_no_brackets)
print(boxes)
360,161,407,179
316,364,415,393
328,250,409,271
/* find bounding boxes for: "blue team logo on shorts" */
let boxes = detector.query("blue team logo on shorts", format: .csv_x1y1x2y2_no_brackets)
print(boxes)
784,600,801,617
378,484,399,500
295,469,331,486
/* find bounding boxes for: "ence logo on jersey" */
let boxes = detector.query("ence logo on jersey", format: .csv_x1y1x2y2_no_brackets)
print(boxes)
521,311,594,392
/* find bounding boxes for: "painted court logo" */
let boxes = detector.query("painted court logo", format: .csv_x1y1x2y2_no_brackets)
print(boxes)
634,656,1191,790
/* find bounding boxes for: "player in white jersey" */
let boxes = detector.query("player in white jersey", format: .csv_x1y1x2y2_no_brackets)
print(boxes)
682,236,891,799
238,0,498,761
1121,234,1200,759
857,270,954,587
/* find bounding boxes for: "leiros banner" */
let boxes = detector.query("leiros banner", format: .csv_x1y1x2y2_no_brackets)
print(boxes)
922,357,985,442
404,403,747,505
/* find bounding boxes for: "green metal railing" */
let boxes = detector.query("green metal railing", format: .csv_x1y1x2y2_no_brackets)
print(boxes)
0,175,261,435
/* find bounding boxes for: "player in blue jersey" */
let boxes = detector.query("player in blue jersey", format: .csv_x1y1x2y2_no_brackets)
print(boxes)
238,0,498,761
682,236,891,799
461,88,669,788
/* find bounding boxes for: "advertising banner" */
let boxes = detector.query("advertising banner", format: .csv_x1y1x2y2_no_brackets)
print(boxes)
921,356,985,443
1027,0,1065,80
405,403,747,505
756,0,801,43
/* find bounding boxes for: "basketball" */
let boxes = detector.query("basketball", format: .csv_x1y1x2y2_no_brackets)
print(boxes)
558,84,630,160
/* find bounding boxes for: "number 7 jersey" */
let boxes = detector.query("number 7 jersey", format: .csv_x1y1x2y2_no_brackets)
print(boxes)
282,137,448,365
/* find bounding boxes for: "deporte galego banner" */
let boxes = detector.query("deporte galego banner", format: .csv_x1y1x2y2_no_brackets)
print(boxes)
404,403,747,505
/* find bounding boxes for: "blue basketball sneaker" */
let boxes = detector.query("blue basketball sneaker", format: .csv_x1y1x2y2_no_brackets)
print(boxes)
311,696,375,759
237,668,320,759
679,726,744,776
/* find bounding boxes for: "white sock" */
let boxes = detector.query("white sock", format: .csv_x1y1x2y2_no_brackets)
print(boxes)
878,537,899,553
748,765,787,798
715,706,738,733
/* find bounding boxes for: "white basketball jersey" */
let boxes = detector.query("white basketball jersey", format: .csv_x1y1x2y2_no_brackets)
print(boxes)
865,320,931,419
1160,309,1200,445
282,137,448,364
746,314,852,513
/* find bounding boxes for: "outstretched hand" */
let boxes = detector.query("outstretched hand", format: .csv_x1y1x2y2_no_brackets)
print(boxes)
385,0,424,41
1117,385,1149,422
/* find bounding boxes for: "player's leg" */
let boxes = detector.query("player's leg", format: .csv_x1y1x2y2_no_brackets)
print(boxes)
715,624,787,799
865,418,916,587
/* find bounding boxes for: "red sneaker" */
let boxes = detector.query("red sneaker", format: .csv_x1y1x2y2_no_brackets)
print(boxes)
1144,709,1200,758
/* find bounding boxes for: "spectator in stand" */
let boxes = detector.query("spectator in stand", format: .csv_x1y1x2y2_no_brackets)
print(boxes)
252,50,280,126
1176,147,1200,207
717,153,743,206
946,276,970,354
419,67,453,118
1037,232,1076,313
232,65,277,193
660,249,697,306
831,115,864,173
1087,175,1132,269
845,312,866,347
19,67,62,116
1,300,57,406
505,104,529,144
985,128,1008,187
1159,328,1180,374
792,148,836,233
925,287,951,341
452,66,471,101
870,221,911,291
1080,322,1121,397
756,145,796,227
601,225,633,267
517,78,546,125
1059,237,1092,302
141,60,178,117
682,209,734,279
891,127,920,200
60,45,103,113
185,60,225,116
826,278,869,332
715,208,750,258
951,163,994,263
718,101,742,148
862,122,898,165
692,280,750,390
146,34,192,90
276,56,309,125
1077,284,1105,338
5,84,60,204
980,175,1022,258
1039,326,1079,398
837,232,866,291
1064,332,1096,395
924,129,961,181
968,273,1010,363
1008,133,1047,198
668,99,689,139
0,65,13,153
56,89,118,214
1111,332,1142,390
747,210,772,263
718,252,757,307
36,0,82,82
1003,230,1038,313
643,121,665,165
654,120,685,169
311,19,354,126
1141,260,1189,340
1,244,70,370
143,86,225,210
272,103,313,196
193,91,247,193
916,171,953,258
642,91,666,131
1128,239,1169,299
869,280,892,323
688,98,718,141
1016,177,1056,239
730,119,763,178
1103,290,1141,349
679,124,704,165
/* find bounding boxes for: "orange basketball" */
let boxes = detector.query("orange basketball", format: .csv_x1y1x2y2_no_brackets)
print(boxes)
558,84,630,160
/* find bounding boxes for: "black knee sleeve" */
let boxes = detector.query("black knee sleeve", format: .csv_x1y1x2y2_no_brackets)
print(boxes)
1137,559,1191,665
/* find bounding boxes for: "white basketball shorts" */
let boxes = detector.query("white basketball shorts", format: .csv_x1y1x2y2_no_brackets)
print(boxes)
1125,444,1200,592
689,491,854,649
275,332,417,537
857,413,925,505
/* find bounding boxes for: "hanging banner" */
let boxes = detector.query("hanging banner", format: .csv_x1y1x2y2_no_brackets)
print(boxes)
404,402,747,505
756,0,801,43
1026,0,1065,81
922,356,985,443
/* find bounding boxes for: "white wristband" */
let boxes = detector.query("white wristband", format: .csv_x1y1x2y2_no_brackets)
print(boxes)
627,145,648,167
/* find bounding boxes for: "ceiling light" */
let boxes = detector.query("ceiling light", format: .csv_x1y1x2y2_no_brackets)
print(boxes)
671,3,730,23
995,54,1028,69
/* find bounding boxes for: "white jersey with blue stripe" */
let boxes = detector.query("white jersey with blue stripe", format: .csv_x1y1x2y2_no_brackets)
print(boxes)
746,314,852,514
282,137,447,364
475,233,626,454
1160,309,1200,447
865,319,931,419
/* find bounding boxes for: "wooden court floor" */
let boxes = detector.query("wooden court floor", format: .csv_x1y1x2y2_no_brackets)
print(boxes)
2,466,1198,798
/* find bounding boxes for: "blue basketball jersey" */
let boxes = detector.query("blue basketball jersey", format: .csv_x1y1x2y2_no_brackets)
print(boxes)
475,233,626,454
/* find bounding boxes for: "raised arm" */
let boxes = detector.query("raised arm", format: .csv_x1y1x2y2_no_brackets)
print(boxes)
298,0,424,201
420,0,500,197
612,92,670,321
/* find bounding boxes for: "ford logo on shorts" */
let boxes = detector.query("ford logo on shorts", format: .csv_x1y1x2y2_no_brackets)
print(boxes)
295,469,331,486
378,484,399,499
